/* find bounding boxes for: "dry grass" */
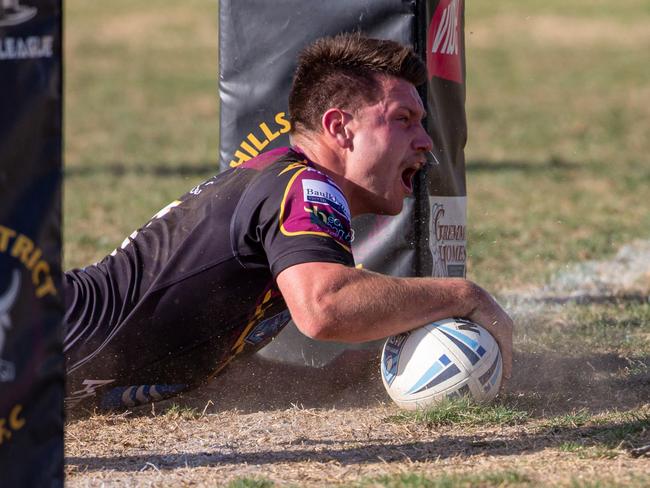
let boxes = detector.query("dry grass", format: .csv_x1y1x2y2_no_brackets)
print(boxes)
469,14,650,48
65,400,650,486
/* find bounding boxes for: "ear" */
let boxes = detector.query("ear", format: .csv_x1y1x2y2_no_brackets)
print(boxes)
321,109,352,149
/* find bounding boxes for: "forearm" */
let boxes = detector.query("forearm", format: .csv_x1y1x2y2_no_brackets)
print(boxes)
277,262,514,380
283,265,483,343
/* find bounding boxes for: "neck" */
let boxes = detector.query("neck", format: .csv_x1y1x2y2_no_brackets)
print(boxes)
291,132,371,218
291,133,347,188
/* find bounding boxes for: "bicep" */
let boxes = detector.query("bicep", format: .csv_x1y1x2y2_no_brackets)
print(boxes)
276,261,355,337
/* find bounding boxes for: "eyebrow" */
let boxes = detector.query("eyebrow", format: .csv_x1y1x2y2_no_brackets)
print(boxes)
396,105,427,120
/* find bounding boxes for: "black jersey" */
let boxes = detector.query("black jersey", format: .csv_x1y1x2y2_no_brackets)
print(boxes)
63,147,354,409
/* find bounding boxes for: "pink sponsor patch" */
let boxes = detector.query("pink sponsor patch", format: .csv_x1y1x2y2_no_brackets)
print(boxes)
280,168,353,250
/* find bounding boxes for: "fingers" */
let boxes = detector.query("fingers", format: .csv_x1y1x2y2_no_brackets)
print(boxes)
498,316,514,382
465,286,514,388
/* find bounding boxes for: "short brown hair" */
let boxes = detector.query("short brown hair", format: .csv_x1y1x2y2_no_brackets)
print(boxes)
288,33,427,135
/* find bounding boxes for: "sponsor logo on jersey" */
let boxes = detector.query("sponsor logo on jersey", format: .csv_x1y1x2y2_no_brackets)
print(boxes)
280,169,353,252
304,204,354,245
0,269,20,382
302,179,351,221
427,0,463,83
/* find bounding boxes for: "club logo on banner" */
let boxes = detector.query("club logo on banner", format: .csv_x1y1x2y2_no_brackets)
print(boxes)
0,0,36,27
0,0,54,61
429,197,466,277
427,0,463,83
0,269,20,382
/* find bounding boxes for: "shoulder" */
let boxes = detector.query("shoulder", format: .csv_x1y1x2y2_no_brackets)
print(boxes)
277,163,353,251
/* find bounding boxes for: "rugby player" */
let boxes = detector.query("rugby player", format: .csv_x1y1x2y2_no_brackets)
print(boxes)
64,33,513,409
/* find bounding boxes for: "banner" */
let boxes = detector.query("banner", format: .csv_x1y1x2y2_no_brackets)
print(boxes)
0,0,64,485
425,0,468,278
219,0,467,366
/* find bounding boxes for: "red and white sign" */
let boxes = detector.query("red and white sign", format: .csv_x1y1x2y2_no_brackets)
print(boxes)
427,0,463,83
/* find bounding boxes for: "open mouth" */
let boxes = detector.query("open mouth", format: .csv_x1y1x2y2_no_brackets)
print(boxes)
401,167,419,194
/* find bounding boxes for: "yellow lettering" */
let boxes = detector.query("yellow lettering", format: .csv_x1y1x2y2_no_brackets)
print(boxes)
10,234,34,266
36,276,57,298
240,142,259,157
31,260,49,287
0,226,16,252
275,112,292,134
9,405,25,431
0,419,11,444
248,133,269,152
229,149,253,168
260,122,280,142
26,246,42,270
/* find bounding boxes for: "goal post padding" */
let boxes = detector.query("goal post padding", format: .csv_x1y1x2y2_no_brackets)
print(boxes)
218,0,467,367
0,0,64,484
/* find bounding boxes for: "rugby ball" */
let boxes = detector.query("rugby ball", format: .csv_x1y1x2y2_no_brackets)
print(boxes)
381,318,502,410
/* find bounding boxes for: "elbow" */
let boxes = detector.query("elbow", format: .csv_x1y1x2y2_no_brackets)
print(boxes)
289,298,340,342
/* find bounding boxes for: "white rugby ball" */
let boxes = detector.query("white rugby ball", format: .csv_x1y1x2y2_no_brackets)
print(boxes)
381,318,502,410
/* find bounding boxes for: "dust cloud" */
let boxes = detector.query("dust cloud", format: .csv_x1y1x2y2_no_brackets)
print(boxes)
501,240,650,414
136,241,650,416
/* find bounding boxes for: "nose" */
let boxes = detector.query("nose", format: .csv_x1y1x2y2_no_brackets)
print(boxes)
413,125,433,154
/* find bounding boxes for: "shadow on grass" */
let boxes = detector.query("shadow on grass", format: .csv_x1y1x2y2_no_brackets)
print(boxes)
64,161,218,178
466,156,580,172
63,156,580,179
64,414,649,472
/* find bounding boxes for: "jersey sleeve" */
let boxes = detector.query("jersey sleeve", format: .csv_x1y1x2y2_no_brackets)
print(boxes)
233,163,355,278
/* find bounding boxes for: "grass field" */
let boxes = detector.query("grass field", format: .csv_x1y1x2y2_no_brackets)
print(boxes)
64,0,649,486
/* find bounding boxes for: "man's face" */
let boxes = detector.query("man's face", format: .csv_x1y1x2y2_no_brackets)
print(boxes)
342,76,433,216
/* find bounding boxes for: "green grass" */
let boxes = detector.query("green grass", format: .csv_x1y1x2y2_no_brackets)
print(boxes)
161,403,202,420
386,397,529,427
541,409,592,430
357,471,532,487
64,0,219,269
547,409,650,459
516,301,650,356
227,478,276,488
63,0,650,291
464,1,650,290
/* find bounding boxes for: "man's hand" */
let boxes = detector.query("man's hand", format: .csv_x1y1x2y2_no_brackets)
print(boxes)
464,290,514,383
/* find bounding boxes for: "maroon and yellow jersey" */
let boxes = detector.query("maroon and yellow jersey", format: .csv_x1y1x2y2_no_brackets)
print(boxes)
63,147,354,408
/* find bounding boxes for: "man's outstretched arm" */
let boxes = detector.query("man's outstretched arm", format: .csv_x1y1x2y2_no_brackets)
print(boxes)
276,262,513,380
